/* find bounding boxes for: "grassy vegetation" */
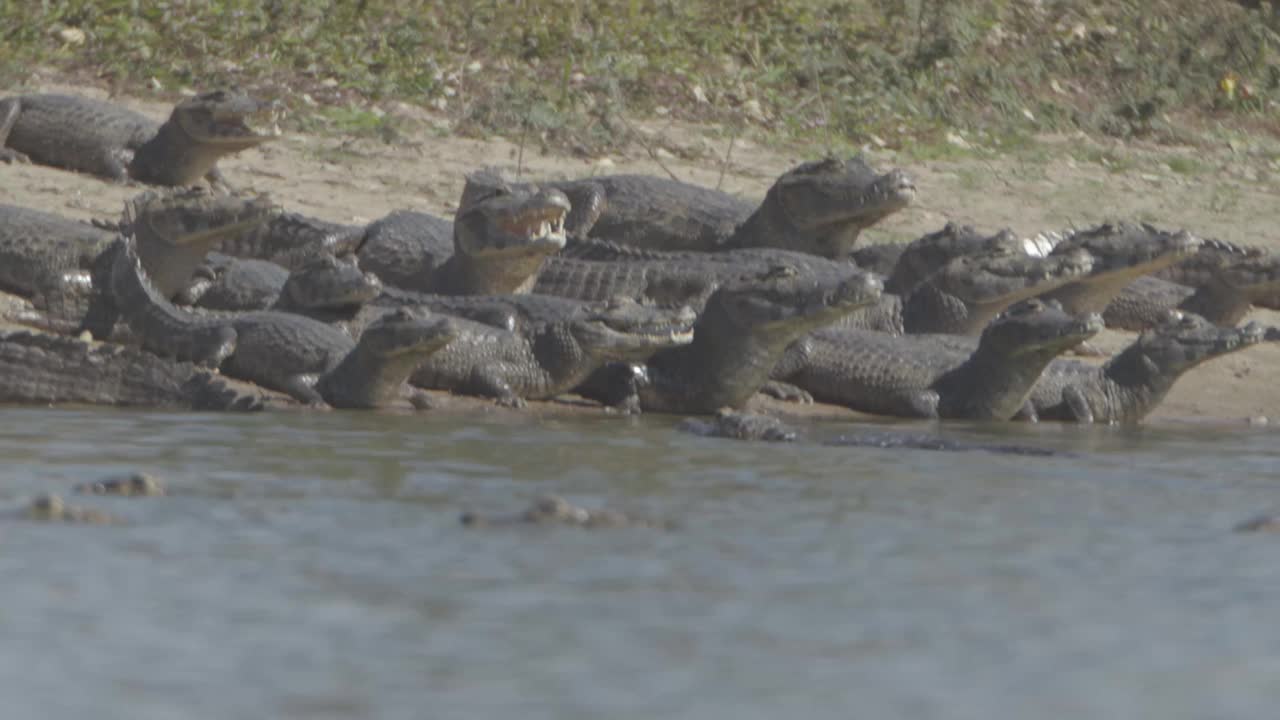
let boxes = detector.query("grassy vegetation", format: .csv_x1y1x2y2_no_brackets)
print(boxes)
1,1,1278,154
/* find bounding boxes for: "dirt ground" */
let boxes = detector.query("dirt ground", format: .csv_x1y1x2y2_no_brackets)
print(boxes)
2,82,1278,425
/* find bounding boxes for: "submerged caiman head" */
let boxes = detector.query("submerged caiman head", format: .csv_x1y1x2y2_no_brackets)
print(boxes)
359,307,459,359
1130,310,1265,376
569,296,697,360
977,298,1104,359
711,263,884,344
279,253,383,312
173,90,282,151
758,156,916,258
126,187,280,299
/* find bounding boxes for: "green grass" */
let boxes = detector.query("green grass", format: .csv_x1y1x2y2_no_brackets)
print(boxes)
2,1,1278,153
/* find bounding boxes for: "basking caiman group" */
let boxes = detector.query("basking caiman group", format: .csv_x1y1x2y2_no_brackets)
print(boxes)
0,88,1275,432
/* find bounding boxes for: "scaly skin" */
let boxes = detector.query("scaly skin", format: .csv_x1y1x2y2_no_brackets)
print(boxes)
369,287,674,333
189,252,382,320
214,211,366,271
547,156,915,257
1025,311,1266,423
1105,242,1280,329
0,90,279,189
78,188,278,341
537,239,864,309
626,263,884,414
109,236,354,402
0,203,115,299
892,238,1096,335
406,298,696,406
1037,222,1203,315
548,234,1094,337
356,210,455,289
0,329,268,411
771,298,1104,420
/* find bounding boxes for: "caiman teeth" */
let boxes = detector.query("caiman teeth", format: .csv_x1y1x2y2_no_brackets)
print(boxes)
502,208,569,239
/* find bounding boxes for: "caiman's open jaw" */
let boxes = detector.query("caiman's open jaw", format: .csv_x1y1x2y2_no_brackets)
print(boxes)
495,201,569,250
579,299,698,356
177,91,284,148
459,188,571,258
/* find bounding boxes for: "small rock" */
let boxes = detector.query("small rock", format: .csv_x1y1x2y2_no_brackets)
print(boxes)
320,78,339,88
465,61,483,74
56,27,86,46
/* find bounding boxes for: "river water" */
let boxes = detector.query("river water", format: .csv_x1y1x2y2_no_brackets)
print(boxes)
1,407,1277,719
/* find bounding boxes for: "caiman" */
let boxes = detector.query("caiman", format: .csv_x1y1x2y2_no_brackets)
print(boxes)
403,297,696,407
610,263,884,414
0,189,275,335
212,211,366,271
548,156,916,257
108,237,458,409
1035,222,1203,316
1104,240,1280,329
184,251,383,323
0,328,270,411
768,298,1104,420
541,233,1093,336
1023,311,1265,423
0,90,279,189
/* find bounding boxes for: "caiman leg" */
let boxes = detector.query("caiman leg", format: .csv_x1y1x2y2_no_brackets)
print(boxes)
0,99,31,164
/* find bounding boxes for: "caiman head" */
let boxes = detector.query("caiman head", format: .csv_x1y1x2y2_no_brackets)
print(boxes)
358,307,459,359
125,187,279,299
450,169,571,293
756,156,916,258
172,90,282,151
1130,310,1265,376
278,253,383,312
885,223,996,295
709,263,884,345
454,170,570,259
928,234,1095,316
977,298,1104,359
1039,222,1203,316
1211,248,1280,298
1052,222,1203,279
568,296,697,360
